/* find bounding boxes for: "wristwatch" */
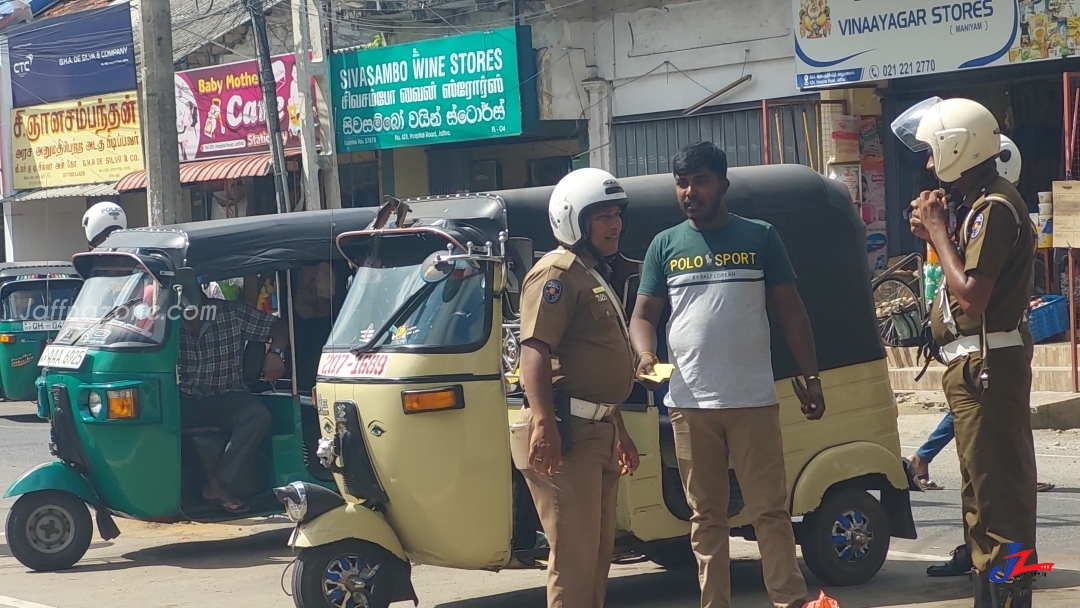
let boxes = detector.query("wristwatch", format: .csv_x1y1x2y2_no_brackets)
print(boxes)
268,347,285,360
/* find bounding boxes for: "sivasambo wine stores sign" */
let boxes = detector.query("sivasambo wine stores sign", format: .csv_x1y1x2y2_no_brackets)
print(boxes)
793,0,1080,89
331,27,522,151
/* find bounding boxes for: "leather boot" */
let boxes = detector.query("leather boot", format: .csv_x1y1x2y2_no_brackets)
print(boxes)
973,575,993,608
928,544,973,577
989,579,1033,608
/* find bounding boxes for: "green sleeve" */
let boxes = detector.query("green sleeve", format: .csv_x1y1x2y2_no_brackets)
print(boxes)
637,236,668,298
764,225,797,287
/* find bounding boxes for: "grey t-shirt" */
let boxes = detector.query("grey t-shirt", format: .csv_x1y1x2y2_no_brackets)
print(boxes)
638,216,796,409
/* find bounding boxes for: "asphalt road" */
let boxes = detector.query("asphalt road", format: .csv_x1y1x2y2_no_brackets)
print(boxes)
1,401,1079,608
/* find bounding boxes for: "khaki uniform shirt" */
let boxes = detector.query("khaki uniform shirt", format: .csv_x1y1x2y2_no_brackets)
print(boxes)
519,248,635,405
931,176,1036,343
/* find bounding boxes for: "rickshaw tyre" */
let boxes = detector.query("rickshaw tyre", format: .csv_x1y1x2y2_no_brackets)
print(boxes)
5,490,92,572
799,488,890,587
293,539,398,608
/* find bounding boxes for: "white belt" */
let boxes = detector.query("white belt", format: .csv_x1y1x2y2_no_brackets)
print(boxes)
570,398,615,421
940,330,1024,364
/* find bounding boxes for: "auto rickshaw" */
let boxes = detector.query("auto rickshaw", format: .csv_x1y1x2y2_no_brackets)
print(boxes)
0,262,82,401
3,208,377,572
276,164,921,608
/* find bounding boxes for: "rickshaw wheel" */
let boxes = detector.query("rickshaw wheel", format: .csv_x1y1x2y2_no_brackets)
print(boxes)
293,539,395,608
799,488,890,586
5,490,93,572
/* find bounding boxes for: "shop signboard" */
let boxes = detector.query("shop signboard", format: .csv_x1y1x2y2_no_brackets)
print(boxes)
8,3,136,107
331,27,522,152
10,91,144,189
793,0,1080,88
174,53,304,162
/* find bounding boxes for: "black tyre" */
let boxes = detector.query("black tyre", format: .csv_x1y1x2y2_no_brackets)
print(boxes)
293,539,397,608
645,538,697,569
799,489,890,586
5,490,93,572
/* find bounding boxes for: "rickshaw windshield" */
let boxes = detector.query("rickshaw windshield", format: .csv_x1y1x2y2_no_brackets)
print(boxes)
327,260,489,352
54,265,167,348
0,280,81,321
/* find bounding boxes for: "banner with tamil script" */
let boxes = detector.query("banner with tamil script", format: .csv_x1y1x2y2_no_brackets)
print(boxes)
174,53,304,162
792,0,1080,88
11,91,144,189
331,27,522,152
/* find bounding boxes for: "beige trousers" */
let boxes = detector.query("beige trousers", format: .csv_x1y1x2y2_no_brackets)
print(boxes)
670,405,807,608
520,408,621,608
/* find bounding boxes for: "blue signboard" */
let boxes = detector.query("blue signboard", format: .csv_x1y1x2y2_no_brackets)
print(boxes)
8,3,137,108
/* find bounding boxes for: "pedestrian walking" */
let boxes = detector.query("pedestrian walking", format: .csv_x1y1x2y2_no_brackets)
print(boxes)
629,142,823,608
513,167,641,608
893,97,1038,608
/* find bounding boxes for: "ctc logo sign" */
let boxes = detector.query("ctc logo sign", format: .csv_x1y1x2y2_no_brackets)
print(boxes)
12,54,33,77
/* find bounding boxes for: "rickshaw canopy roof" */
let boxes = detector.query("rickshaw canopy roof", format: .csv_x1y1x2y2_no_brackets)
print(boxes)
82,208,379,282
0,262,77,279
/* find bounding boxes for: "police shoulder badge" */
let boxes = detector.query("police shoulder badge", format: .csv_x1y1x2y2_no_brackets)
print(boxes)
970,212,985,239
543,279,562,303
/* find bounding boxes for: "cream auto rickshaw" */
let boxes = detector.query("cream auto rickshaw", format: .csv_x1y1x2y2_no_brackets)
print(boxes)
275,164,920,608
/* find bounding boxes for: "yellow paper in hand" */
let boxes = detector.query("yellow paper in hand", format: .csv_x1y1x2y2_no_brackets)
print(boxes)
639,363,674,383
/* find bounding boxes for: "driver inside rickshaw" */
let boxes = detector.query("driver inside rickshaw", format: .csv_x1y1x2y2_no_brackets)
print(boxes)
177,282,291,514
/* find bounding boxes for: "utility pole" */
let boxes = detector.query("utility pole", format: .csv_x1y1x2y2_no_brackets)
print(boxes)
293,0,341,209
245,0,292,214
139,0,185,225
292,0,325,210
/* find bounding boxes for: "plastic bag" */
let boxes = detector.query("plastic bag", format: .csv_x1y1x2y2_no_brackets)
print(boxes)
805,590,840,608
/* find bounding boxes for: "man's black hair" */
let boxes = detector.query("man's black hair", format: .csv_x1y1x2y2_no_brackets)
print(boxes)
672,141,728,179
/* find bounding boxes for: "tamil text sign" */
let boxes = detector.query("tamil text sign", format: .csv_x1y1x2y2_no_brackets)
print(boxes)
793,0,1077,88
11,91,143,189
331,27,522,152
175,53,304,162
8,3,137,108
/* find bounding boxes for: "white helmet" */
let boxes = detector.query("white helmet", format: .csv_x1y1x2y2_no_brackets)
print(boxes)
83,201,127,245
997,134,1021,185
891,97,1001,183
547,168,628,247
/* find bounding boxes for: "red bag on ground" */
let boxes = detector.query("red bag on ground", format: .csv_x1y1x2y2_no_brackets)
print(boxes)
805,590,840,608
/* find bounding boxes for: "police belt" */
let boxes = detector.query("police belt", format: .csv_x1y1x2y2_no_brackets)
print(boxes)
569,398,616,421
939,330,1023,364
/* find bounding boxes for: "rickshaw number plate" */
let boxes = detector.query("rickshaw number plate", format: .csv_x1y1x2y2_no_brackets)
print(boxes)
38,345,88,369
23,320,64,332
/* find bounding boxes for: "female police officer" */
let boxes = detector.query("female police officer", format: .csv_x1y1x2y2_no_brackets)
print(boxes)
513,168,640,608
893,98,1038,608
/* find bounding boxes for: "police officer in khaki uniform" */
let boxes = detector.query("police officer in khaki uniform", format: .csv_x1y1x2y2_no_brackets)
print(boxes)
894,97,1037,608
515,167,640,608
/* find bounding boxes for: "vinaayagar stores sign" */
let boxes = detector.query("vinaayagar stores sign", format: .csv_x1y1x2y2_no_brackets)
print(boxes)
10,91,144,189
330,27,522,152
792,0,1080,88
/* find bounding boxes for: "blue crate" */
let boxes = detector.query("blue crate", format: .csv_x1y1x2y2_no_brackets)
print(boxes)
1029,295,1069,344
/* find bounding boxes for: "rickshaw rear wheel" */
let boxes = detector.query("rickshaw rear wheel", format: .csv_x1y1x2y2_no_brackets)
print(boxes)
293,539,397,608
798,488,890,586
5,490,93,572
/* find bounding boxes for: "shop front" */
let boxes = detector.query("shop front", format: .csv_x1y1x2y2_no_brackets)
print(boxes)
330,25,580,198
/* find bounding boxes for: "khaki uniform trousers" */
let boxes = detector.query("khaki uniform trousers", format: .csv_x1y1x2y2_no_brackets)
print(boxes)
670,405,807,608
520,408,621,608
942,344,1038,575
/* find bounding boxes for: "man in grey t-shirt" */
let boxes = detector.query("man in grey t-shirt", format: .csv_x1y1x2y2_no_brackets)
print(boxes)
629,142,826,608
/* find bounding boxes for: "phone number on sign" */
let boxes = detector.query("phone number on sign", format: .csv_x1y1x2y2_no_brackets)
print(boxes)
870,60,936,79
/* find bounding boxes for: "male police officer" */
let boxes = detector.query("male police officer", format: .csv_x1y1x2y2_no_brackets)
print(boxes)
515,167,640,608
894,98,1037,608
83,201,127,248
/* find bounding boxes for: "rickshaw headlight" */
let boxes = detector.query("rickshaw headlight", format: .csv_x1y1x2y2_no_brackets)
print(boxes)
278,481,307,523
88,392,103,418
0,334,14,344
106,388,139,419
401,386,463,414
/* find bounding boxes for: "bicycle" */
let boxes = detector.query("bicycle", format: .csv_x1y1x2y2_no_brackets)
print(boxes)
871,252,927,347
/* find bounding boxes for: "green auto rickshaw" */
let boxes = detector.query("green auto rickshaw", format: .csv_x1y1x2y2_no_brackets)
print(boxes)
0,263,82,402
4,208,377,572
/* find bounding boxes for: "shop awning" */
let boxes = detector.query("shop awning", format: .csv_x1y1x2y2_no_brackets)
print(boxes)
1,183,119,203
114,150,302,192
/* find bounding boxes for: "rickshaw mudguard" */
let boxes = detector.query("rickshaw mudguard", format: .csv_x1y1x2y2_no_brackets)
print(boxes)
3,461,99,506
790,441,909,516
289,502,407,562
